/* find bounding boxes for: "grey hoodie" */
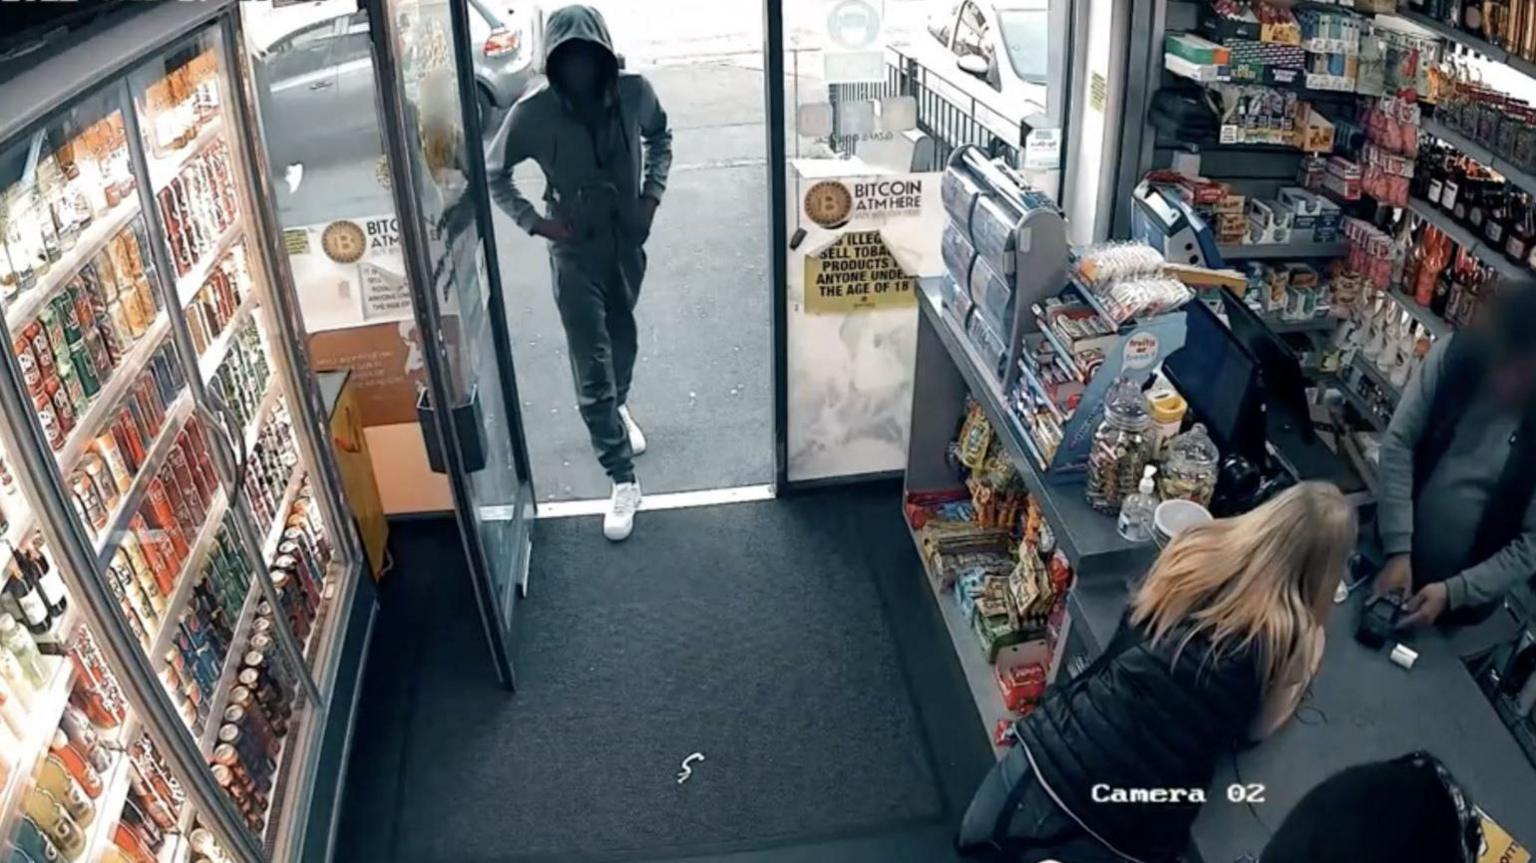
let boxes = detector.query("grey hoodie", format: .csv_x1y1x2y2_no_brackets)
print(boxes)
487,5,672,267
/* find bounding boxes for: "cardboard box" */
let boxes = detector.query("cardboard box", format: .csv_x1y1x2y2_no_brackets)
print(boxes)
1313,197,1342,241
1165,32,1231,66
1247,199,1295,245
997,663,1047,712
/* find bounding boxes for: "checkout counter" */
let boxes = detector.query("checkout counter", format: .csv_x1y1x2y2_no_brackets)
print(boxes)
907,152,1536,859
913,277,1536,860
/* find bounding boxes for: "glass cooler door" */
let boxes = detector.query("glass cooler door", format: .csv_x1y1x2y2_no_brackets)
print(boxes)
0,77,247,863
123,23,360,859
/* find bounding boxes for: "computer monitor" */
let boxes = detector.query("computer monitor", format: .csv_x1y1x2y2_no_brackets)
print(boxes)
1217,288,1318,449
1161,296,1267,464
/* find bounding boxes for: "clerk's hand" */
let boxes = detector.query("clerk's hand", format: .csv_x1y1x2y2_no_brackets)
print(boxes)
1372,554,1412,600
1397,582,1448,629
532,217,575,242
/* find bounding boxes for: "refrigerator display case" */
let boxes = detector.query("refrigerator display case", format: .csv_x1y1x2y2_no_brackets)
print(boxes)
0,3,371,861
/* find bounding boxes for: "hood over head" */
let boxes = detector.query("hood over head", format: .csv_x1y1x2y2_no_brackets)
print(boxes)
544,5,618,95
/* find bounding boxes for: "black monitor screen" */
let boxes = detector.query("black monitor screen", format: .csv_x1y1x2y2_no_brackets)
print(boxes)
1162,297,1266,463
1219,288,1316,441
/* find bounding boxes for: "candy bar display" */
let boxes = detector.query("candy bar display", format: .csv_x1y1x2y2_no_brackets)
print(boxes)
904,401,1074,725
1,12,359,861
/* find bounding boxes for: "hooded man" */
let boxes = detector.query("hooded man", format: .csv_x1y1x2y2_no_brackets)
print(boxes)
488,4,672,541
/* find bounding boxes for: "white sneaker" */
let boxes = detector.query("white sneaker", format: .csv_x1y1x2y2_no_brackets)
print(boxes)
604,480,642,541
618,404,647,455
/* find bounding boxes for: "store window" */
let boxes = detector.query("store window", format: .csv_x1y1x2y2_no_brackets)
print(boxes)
781,0,1072,483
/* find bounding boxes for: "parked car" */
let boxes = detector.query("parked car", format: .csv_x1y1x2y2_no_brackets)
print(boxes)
255,0,540,177
909,0,1050,145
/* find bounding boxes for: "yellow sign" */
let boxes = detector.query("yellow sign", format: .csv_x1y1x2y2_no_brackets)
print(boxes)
804,230,917,314
1479,812,1530,863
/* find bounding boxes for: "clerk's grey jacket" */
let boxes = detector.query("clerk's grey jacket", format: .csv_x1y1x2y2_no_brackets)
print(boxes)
486,4,672,291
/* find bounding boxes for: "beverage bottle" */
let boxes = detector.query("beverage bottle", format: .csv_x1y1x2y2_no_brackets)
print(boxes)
50,729,105,797
6,569,52,636
1485,186,1512,248
1507,193,1536,264
0,612,49,685
1440,157,1464,216
15,816,66,863
0,665,33,729
36,754,96,827
22,787,87,857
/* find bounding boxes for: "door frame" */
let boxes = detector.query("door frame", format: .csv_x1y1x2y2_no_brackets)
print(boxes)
364,0,530,689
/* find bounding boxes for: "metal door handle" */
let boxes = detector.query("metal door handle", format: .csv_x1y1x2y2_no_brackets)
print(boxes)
309,80,334,90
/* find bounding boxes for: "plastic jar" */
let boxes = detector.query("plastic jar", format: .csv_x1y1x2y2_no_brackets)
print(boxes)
1159,423,1220,507
1147,389,1187,459
1086,378,1154,515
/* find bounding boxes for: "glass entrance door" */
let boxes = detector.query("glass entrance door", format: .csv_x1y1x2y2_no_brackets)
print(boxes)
368,0,534,688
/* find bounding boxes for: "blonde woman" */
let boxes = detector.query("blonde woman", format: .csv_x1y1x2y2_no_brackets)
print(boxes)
957,481,1355,863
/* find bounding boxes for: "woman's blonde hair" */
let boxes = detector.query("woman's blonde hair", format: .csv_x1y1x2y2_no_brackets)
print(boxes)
1128,481,1355,691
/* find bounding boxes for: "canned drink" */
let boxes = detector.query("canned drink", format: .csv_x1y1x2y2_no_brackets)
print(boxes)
14,337,40,391
83,325,113,379
54,291,81,344
236,665,290,722
114,408,147,466
27,324,55,377
72,474,106,530
84,457,117,512
70,341,100,397
57,361,86,416
95,433,133,494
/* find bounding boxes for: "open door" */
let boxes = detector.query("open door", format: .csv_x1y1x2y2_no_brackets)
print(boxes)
367,0,535,688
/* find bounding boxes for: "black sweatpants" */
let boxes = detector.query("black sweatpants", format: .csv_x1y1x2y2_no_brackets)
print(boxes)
957,746,1129,863
551,254,640,483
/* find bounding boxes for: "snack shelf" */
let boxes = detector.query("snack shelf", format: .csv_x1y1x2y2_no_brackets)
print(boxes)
1036,322,1088,383
196,296,256,383
147,486,230,662
903,523,1010,750
145,115,225,194
91,390,194,566
919,278,1147,572
1217,240,1349,260
1420,118,1536,203
54,313,173,475
2,198,143,337
196,581,260,755
1016,358,1067,424
78,715,141,863
0,625,80,852
1408,196,1533,294
174,218,243,308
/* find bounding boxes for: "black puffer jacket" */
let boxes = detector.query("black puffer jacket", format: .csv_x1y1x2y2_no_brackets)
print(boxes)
1016,614,1265,862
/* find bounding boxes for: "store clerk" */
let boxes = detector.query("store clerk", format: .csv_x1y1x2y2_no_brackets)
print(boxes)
1374,288,1536,628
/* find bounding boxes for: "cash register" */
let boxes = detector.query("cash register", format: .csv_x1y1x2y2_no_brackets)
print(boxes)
1162,289,1367,514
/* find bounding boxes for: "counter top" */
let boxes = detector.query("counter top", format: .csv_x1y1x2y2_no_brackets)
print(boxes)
1066,574,1536,861
918,278,1156,577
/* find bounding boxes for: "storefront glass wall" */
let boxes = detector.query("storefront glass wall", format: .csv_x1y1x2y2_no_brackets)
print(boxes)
778,0,1074,484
